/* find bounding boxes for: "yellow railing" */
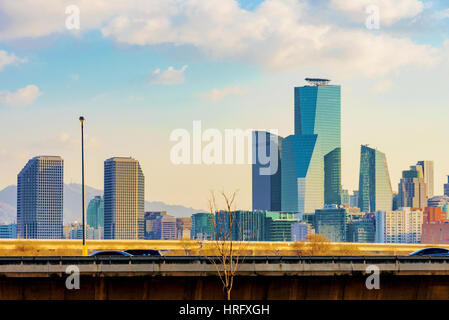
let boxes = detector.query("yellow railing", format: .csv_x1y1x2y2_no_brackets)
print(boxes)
1,239,447,256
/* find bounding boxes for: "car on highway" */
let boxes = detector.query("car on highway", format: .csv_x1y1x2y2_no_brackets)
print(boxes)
124,249,162,256
409,248,449,256
90,250,132,257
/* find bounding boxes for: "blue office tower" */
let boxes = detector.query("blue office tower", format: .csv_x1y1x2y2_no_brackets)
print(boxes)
358,145,393,213
17,156,64,239
282,78,341,213
252,131,282,211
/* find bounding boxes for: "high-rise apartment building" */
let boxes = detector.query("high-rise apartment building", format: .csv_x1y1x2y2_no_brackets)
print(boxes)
398,164,427,209
160,214,177,240
282,78,341,213
375,208,423,243
252,131,282,211
17,156,64,239
358,145,393,213
417,161,434,198
104,157,144,240
87,196,104,239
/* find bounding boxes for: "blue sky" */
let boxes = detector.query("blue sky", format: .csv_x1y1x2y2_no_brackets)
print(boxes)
0,0,448,209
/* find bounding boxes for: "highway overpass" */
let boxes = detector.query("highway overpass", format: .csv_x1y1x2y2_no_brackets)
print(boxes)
1,256,449,299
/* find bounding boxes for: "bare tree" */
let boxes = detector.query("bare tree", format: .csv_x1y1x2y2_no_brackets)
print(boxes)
306,234,331,256
207,189,243,300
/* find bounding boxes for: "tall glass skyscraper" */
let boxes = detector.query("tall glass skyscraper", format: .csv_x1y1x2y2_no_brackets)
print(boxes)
104,157,145,240
398,164,427,209
87,195,104,239
282,78,341,213
358,145,393,213
252,131,282,211
17,156,64,239
417,160,434,198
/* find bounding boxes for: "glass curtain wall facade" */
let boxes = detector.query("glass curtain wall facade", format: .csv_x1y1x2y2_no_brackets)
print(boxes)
191,213,214,240
282,81,341,213
358,145,393,213
252,131,282,211
315,206,347,242
417,160,434,198
17,156,64,239
87,196,104,229
104,157,145,240
398,165,427,209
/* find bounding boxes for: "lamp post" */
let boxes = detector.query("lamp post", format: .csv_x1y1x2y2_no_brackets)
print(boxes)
79,116,88,256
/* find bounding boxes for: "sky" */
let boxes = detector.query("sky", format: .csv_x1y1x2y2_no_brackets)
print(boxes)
0,0,448,211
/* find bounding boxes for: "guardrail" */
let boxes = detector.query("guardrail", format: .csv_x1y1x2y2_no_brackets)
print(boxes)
0,255,447,264
0,256,449,278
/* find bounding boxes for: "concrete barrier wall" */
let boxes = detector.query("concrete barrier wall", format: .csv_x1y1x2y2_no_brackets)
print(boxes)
2,275,449,300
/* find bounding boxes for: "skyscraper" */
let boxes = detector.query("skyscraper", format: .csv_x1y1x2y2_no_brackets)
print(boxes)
191,212,214,240
346,214,376,243
417,160,434,198
252,131,282,211
398,164,427,209
17,156,64,239
358,145,393,213
144,211,166,240
87,196,104,239
315,205,347,242
0,224,17,239
341,189,349,206
349,191,359,208
104,157,144,240
282,78,341,213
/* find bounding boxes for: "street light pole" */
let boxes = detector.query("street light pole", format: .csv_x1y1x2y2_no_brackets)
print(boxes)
79,116,88,256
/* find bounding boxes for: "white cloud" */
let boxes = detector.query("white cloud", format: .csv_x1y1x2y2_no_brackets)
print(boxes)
57,132,100,150
0,85,42,107
371,79,394,93
0,0,441,77
330,0,424,26
435,8,449,20
0,50,27,71
149,65,188,85
59,132,71,143
198,86,247,102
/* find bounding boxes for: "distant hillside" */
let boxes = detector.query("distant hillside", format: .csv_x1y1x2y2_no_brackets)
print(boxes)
0,184,205,224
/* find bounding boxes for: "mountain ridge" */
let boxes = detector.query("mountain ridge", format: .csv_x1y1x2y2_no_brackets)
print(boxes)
0,183,206,224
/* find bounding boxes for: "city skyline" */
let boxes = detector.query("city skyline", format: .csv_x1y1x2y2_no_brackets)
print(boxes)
0,0,449,211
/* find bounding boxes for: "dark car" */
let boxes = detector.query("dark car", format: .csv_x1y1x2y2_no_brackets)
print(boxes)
124,249,162,256
90,250,132,257
409,248,449,256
